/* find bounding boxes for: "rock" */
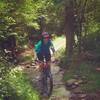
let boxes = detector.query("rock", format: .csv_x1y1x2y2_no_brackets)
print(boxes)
70,93,80,100
73,74,81,79
72,87,82,93
96,68,100,71
71,84,79,89
76,79,84,84
78,93,87,98
81,99,86,100
74,82,80,85
70,92,87,100
31,63,35,66
66,79,77,86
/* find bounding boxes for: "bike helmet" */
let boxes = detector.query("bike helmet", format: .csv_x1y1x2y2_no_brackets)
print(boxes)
42,32,50,38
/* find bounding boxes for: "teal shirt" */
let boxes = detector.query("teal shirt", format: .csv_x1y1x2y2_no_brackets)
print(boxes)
34,41,42,53
34,40,53,55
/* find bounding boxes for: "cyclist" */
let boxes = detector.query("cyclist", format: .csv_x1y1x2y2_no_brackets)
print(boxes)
34,31,55,70
33,31,55,96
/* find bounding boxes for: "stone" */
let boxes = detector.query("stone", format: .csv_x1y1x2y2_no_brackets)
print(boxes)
76,79,83,84
96,68,100,71
78,94,87,98
66,79,77,86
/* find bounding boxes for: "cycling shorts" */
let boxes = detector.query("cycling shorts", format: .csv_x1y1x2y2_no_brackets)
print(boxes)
37,53,51,62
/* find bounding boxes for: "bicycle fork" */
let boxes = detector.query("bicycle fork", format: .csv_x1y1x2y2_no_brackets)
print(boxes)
40,67,53,96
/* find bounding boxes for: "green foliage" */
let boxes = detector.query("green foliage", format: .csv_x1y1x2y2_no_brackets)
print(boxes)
0,0,65,46
0,0,100,98
57,48,100,92
20,55,33,63
0,65,39,100
54,48,67,68
6,68,39,100
62,59,100,92
0,59,12,100
0,1,6,12
82,30,100,53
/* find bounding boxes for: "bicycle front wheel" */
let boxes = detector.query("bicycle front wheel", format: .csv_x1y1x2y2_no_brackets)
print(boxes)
46,74,53,96
42,68,53,97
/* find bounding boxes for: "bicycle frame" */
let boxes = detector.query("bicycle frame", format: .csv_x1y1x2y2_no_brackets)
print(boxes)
40,61,53,97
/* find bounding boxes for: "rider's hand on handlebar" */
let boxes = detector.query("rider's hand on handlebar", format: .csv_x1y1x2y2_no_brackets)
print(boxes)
51,47,55,54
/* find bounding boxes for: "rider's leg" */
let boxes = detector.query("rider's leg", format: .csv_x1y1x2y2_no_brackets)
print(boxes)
43,54,52,96
36,53,45,94
45,54,51,68
36,53,44,70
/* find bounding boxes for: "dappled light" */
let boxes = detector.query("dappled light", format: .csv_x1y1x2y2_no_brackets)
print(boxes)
0,0,100,100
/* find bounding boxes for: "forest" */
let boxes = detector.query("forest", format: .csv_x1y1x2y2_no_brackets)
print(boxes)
0,0,100,100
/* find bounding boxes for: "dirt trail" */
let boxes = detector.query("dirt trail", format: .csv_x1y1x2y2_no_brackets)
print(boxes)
49,62,70,100
19,37,71,100
16,36,100,100
21,59,71,100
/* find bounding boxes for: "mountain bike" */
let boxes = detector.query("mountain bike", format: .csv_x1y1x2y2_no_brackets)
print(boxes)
34,60,53,97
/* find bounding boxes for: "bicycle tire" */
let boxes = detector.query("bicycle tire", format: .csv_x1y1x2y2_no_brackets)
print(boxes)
42,67,53,97
46,74,53,96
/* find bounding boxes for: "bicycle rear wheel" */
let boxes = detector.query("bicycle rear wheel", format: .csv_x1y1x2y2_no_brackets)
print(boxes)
46,74,53,96
42,67,53,97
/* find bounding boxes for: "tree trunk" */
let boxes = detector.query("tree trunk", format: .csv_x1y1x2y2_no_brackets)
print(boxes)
65,5,75,59
77,0,88,53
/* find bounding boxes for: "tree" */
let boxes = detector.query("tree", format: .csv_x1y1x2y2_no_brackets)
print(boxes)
63,0,100,59
64,0,75,58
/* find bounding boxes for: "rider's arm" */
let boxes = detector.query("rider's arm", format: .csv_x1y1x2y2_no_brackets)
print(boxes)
34,40,42,60
50,40,55,54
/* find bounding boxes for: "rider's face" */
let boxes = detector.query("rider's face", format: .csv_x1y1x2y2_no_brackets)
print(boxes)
43,38,49,44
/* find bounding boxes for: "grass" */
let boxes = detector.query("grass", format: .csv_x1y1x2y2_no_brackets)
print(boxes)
57,49,100,93
1,67,40,100
64,62,100,92
20,55,33,62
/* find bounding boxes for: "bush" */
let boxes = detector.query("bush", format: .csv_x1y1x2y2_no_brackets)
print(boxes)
0,60,40,100
82,31,100,53
0,59,12,100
